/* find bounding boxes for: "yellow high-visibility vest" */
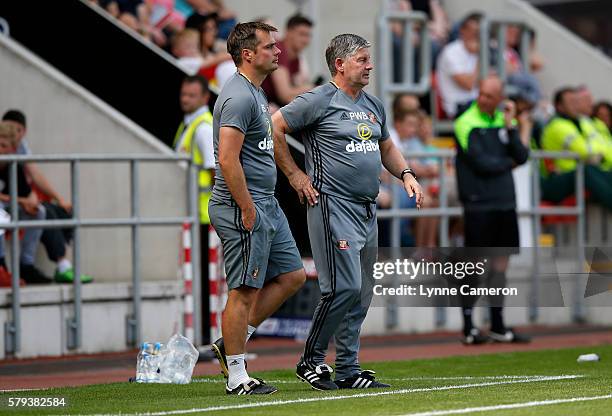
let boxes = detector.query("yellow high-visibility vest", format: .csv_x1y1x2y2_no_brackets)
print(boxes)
174,111,214,224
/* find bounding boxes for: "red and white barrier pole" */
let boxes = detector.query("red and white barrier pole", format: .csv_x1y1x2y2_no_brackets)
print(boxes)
182,222,194,343
208,225,225,342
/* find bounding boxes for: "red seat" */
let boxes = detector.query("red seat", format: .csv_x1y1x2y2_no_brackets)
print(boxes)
541,191,590,225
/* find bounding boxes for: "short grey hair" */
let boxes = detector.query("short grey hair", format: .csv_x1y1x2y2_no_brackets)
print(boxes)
325,34,371,76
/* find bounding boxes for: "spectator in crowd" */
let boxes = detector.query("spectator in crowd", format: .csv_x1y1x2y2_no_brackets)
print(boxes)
393,93,421,116
541,88,612,209
261,14,315,110
454,76,531,344
593,101,612,137
503,25,542,113
185,0,237,39
198,14,232,67
171,29,205,74
91,0,120,17
390,0,449,82
0,122,49,285
190,14,233,86
436,13,481,118
576,86,611,146
404,111,441,248
93,0,168,45
504,25,543,74
2,111,93,284
390,109,438,246
146,0,186,34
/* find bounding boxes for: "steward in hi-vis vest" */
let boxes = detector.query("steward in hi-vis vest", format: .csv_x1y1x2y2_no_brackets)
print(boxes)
174,110,214,224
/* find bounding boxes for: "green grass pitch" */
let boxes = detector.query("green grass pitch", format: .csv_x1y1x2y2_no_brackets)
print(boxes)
1,345,611,415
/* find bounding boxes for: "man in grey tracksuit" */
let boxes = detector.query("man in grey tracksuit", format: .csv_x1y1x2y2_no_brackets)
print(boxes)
272,33,423,390
209,21,306,396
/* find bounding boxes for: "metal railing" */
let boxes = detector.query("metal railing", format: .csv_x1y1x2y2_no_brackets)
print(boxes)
2,154,199,355
480,18,533,83
377,6,431,122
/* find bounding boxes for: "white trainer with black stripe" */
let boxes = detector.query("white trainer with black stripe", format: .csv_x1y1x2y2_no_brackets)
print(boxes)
296,362,338,390
335,370,390,389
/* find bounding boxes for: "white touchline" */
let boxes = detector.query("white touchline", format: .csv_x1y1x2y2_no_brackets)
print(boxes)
75,374,582,416
0,388,45,393
192,375,577,384
398,393,612,416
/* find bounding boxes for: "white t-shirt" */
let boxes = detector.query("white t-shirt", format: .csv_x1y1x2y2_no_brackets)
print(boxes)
176,56,204,75
17,139,31,155
436,39,478,117
215,60,237,90
175,106,215,169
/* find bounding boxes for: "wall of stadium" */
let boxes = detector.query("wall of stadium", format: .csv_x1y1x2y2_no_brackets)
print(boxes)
0,35,187,284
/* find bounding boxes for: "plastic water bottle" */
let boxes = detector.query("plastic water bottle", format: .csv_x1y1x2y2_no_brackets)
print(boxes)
146,342,166,383
159,334,198,384
135,342,151,383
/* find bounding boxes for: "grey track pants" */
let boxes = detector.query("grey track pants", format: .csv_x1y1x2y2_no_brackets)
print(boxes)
300,193,377,380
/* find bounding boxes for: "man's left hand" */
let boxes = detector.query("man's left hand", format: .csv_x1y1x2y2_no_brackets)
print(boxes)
403,176,424,209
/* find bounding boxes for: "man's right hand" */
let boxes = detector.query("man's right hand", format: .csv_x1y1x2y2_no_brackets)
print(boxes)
288,170,319,206
241,204,257,231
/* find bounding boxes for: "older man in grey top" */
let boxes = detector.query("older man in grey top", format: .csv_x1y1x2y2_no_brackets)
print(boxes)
273,34,423,390
209,21,306,396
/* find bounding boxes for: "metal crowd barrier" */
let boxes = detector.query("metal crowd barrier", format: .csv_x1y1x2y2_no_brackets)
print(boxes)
377,149,586,328
376,6,431,122
2,154,199,355
480,18,533,83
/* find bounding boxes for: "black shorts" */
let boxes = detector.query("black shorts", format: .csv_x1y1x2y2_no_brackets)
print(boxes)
464,210,519,248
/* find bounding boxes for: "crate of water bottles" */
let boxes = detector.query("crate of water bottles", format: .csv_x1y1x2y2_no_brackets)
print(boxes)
134,333,199,384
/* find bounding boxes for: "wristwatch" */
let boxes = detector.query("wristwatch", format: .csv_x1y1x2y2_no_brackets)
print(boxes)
400,168,417,181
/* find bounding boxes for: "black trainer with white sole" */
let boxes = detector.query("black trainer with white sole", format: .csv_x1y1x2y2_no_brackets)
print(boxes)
489,328,531,343
211,338,229,377
225,378,277,395
462,328,489,345
296,363,338,390
335,370,390,389
211,337,248,378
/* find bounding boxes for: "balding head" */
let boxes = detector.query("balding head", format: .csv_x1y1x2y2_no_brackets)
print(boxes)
477,76,504,115
575,86,593,116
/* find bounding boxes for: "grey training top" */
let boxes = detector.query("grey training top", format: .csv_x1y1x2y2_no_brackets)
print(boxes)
212,72,276,204
280,82,389,203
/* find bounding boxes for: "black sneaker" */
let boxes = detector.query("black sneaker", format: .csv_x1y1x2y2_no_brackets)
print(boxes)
211,338,248,378
489,328,531,343
296,362,338,391
20,264,52,284
462,328,489,345
225,378,277,395
335,370,390,389
211,338,229,378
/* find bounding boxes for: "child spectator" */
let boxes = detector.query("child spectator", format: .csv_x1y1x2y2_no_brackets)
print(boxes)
171,29,205,74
